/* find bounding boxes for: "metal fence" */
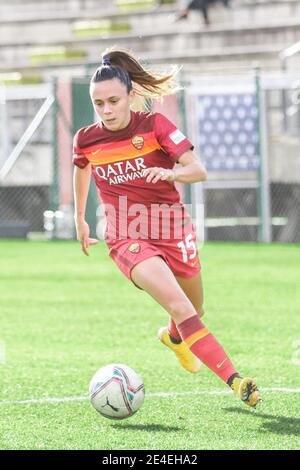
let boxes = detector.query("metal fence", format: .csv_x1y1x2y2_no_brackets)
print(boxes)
0,84,54,237
265,74,300,243
0,77,98,239
183,70,300,243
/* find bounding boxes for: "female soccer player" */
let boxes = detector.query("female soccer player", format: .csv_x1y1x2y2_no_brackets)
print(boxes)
73,47,260,408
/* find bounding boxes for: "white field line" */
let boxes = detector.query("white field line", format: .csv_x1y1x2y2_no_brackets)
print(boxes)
0,387,299,406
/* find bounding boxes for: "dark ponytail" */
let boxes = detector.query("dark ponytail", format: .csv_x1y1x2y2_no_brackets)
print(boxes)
91,46,180,101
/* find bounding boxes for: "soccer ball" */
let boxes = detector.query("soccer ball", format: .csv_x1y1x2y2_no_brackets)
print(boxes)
89,364,145,420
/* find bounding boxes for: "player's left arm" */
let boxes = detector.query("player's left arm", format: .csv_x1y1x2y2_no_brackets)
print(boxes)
174,150,207,184
143,150,207,184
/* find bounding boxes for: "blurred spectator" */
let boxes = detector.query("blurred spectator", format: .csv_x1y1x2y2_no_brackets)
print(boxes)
176,0,231,26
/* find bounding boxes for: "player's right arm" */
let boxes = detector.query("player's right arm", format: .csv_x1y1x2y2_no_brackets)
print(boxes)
73,164,97,256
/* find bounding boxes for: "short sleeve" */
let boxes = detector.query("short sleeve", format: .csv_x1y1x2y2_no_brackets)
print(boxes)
72,130,90,169
154,113,194,162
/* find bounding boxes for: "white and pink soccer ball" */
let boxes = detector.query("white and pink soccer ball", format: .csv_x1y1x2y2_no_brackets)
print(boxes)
89,364,145,420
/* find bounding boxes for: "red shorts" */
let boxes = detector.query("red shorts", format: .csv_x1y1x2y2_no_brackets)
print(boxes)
108,233,201,287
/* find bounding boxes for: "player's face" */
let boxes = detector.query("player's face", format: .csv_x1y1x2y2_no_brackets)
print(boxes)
90,78,133,131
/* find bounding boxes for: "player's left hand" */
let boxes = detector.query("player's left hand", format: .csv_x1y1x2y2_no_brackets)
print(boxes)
142,167,176,184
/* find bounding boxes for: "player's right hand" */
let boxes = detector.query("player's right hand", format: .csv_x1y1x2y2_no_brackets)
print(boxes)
75,220,98,256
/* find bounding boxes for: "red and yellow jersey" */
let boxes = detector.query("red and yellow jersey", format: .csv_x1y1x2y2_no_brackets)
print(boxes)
73,111,193,243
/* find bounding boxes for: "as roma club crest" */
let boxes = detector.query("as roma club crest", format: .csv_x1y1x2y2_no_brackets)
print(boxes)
128,243,140,254
131,136,144,150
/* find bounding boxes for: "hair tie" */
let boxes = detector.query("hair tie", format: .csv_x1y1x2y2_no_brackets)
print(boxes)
102,58,111,66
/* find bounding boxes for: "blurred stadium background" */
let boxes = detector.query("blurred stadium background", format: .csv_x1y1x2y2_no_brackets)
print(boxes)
1,0,300,244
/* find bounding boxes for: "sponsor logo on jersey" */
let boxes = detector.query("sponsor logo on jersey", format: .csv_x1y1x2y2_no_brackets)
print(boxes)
128,243,141,253
95,157,147,185
131,136,144,150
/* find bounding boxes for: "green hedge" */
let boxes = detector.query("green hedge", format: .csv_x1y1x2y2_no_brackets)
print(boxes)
116,0,156,12
0,72,43,85
72,19,131,37
29,47,87,64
